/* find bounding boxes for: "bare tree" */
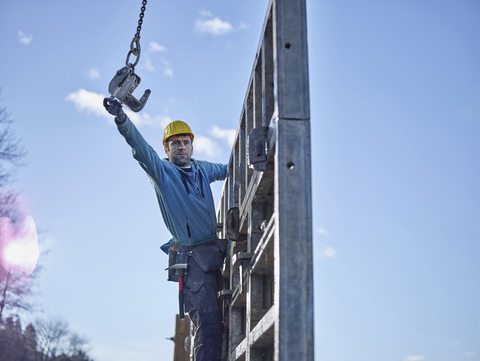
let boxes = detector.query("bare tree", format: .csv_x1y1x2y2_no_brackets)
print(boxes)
0,263,43,322
0,316,94,361
34,317,70,361
0,93,36,322
0,188,25,224
29,317,93,361
0,95,93,361
0,188,45,322
65,332,91,359
24,323,37,360
0,316,28,361
0,91,26,187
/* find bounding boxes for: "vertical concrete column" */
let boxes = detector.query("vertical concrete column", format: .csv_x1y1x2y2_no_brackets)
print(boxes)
272,0,313,360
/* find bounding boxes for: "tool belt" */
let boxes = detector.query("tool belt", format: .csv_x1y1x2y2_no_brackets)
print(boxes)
167,238,227,282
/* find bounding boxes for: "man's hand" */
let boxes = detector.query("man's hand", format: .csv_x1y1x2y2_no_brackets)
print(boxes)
103,98,126,123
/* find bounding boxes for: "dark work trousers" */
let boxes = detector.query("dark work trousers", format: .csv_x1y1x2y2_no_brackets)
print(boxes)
183,256,223,361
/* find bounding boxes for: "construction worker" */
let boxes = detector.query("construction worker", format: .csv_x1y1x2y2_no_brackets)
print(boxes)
104,99,227,361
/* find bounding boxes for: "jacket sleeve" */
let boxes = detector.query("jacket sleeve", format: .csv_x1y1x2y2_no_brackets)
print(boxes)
197,160,228,183
116,116,167,187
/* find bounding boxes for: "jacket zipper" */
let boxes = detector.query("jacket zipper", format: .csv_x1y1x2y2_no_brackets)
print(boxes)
194,173,200,194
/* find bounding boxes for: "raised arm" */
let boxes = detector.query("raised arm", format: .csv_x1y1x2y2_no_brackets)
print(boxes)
104,98,166,186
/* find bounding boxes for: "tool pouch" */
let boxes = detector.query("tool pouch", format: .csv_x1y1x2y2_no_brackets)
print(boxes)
167,248,189,282
190,239,227,272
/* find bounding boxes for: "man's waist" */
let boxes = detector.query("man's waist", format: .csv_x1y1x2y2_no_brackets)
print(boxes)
172,234,218,250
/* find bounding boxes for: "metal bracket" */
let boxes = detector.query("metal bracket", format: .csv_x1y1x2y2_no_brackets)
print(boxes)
232,252,252,294
232,252,253,269
226,207,239,241
108,66,151,112
218,289,234,299
248,126,273,171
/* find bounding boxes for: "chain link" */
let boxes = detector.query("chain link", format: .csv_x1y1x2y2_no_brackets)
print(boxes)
126,0,148,69
135,0,148,39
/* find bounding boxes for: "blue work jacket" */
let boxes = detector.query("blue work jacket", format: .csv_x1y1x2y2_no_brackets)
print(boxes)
117,117,228,247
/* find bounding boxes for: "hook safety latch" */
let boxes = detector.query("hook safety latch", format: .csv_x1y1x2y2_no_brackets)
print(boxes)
107,66,151,112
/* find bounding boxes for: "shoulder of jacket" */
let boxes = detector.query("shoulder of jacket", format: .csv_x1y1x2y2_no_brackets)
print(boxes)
193,159,212,168
160,158,182,172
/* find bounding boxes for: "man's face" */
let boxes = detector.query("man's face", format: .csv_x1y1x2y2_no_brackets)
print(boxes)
164,135,193,167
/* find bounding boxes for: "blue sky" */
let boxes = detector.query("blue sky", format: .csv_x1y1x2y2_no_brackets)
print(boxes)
0,1,479,361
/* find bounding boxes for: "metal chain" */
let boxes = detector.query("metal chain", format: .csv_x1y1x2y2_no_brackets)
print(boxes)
134,0,148,39
126,0,148,69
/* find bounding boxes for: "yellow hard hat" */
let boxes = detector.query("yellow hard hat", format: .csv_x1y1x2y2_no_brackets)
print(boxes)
163,120,194,146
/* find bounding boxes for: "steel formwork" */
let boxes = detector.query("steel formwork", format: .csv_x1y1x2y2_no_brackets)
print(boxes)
216,0,313,360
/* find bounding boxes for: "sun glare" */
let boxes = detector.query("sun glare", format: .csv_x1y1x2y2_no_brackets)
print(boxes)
1,215,39,276
5,241,39,267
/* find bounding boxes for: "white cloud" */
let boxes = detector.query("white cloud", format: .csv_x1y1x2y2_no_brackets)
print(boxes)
162,59,174,77
195,17,234,36
127,111,172,129
322,247,337,258
199,9,213,17
148,41,166,52
65,89,111,122
463,352,476,357
86,68,100,80
145,57,156,71
404,356,426,361
317,228,331,237
18,31,32,45
193,135,221,158
314,227,335,258
143,57,173,76
209,126,236,147
195,10,248,36
238,22,249,30
65,89,172,128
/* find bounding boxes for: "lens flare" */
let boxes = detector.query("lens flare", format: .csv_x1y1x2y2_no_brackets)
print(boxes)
0,215,39,278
